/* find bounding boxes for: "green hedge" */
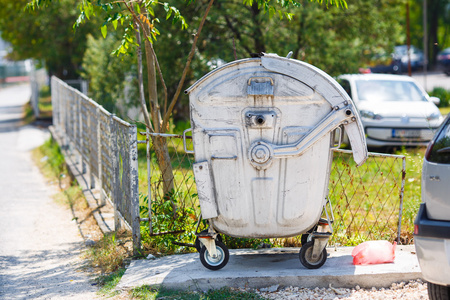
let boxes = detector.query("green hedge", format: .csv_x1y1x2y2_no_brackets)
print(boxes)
429,87,450,107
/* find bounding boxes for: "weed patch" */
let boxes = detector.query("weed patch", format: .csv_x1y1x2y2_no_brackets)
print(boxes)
85,232,132,274
32,138,67,186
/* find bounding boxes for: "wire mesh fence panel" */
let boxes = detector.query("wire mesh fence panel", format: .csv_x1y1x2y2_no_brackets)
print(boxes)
88,103,99,179
143,133,198,243
63,87,72,144
328,149,405,246
113,119,140,250
114,118,134,225
79,98,91,163
99,110,114,199
145,135,406,248
50,76,141,253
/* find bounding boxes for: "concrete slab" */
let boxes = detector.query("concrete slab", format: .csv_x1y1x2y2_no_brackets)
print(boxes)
117,245,421,291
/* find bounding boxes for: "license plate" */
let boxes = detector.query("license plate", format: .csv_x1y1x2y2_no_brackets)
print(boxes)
392,129,421,138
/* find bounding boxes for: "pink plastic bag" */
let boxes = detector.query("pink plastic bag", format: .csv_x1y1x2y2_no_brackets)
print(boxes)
351,241,397,265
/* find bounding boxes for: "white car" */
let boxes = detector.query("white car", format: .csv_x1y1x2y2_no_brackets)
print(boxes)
338,74,443,148
415,114,450,299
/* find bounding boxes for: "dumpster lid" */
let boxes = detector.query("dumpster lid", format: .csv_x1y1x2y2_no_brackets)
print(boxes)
185,53,368,166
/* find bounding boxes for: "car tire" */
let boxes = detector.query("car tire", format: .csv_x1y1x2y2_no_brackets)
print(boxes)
428,282,450,300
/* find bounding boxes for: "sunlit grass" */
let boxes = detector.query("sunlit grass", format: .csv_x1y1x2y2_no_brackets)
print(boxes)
439,106,450,117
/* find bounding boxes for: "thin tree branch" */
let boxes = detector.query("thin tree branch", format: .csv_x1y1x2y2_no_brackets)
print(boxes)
133,20,154,132
161,0,215,130
124,0,169,132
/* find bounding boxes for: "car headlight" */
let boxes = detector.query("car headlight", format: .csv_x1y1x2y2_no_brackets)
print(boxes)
360,110,383,120
426,112,441,121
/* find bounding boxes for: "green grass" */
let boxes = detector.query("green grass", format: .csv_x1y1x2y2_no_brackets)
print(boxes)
38,85,53,118
439,106,450,116
96,268,127,297
32,138,68,185
23,101,36,125
131,287,263,300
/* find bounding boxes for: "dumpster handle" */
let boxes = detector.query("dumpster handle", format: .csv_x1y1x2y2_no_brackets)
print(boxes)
331,126,342,149
247,77,274,86
271,105,353,158
248,104,367,167
183,128,194,154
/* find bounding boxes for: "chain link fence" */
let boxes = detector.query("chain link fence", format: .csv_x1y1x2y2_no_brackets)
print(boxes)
328,149,406,246
50,75,408,252
51,76,141,254
142,134,407,248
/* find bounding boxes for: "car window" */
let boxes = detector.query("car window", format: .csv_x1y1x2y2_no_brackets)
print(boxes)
338,79,352,99
427,118,450,164
355,80,425,102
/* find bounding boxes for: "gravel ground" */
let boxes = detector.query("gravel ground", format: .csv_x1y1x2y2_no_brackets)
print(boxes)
253,279,428,300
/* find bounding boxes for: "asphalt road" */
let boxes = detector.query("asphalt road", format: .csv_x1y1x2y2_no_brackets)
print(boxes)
0,84,99,299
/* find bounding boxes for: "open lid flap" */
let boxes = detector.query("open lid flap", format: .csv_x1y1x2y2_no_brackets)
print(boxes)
261,55,368,165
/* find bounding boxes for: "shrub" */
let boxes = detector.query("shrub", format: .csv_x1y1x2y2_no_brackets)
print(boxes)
429,87,450,107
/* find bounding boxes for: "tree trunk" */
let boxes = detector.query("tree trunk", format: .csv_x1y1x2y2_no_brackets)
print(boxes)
143,37,176,215
133,22,153,131
250,3,266,53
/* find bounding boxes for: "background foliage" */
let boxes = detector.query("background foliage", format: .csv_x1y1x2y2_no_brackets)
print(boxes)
0,0,99,79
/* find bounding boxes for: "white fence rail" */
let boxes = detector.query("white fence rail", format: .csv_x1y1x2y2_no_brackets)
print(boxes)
51,76,141,254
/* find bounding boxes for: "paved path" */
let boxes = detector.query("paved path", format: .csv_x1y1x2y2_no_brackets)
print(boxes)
0,84,99,299
412,71,450,91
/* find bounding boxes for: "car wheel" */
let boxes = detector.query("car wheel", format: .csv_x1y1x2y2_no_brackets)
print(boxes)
393,65,400,73
428,282,450,300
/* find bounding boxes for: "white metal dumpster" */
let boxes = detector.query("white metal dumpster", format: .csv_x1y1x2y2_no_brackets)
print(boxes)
184,53,368,270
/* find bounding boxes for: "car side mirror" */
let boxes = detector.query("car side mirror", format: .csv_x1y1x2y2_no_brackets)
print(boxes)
430,96,440,106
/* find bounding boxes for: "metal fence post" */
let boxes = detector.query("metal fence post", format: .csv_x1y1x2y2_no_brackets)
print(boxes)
79,94,86,174
146,128,153,235
51,77,57,130
81,80,88,95
130,125,141,255
89,105,96,190
111,115,121,231
61,84,67,148
397,156,407,243
97,106,105,206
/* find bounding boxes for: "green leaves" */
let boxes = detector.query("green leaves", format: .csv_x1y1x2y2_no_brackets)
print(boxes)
243,0,347,20
163,3,188,29
25,0,49,11
101,24,107,38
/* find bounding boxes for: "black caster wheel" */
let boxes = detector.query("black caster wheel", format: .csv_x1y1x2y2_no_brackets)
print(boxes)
299,241,327,269
195,231,222,252
301,226,318,246
199,240,229,270
301,233,311,246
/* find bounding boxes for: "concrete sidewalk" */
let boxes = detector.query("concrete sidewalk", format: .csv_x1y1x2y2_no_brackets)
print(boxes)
117,245,421,291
